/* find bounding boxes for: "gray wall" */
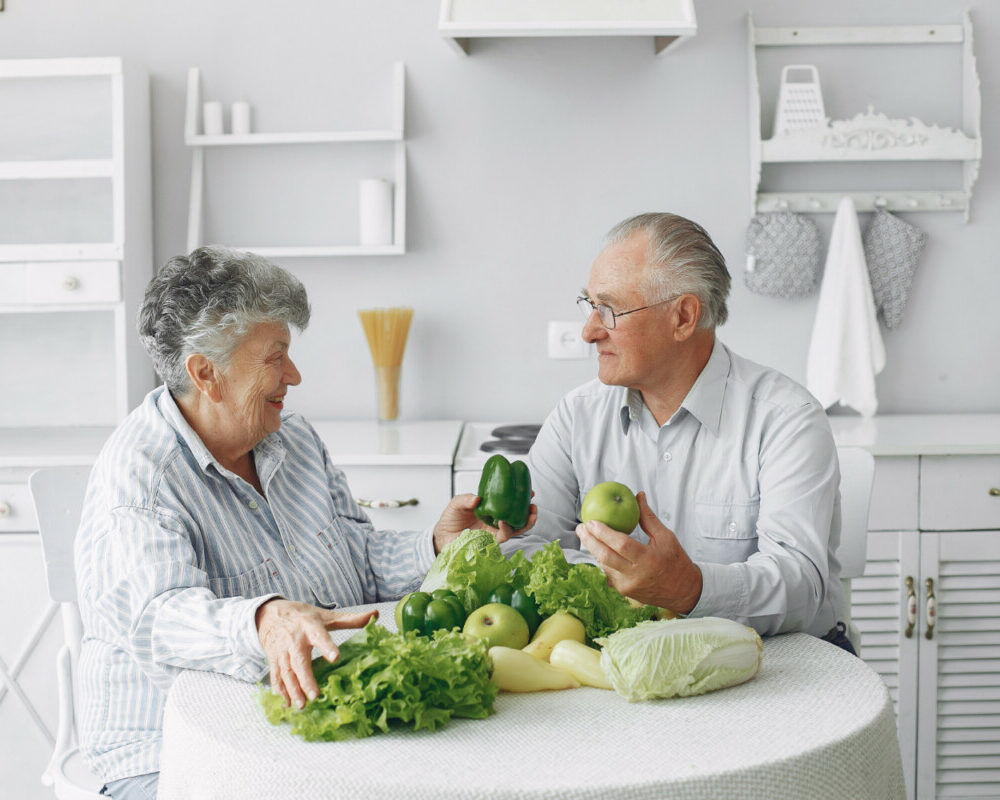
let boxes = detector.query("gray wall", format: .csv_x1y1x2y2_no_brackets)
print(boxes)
2,0,997,423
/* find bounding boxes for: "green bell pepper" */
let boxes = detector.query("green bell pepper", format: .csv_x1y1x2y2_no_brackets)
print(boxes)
394,589,466,636
474,454,532,530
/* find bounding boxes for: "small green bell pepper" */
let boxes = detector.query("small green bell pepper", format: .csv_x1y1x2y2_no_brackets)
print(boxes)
474,454,532,530
394,589,466,636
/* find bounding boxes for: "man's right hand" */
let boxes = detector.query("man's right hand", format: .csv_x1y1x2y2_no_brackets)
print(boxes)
255,598,377,709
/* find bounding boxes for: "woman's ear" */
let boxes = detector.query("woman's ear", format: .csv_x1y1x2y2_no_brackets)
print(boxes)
185,353,223,402
672,294,702,342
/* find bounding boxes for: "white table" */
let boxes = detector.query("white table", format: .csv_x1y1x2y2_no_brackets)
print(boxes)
158,604,906,800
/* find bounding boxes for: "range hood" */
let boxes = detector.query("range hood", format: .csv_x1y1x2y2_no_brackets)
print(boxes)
439,0,697,56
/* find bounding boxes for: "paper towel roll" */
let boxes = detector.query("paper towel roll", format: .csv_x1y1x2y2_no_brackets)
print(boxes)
203,101,224,136
359,179,393,246
231,101,251,135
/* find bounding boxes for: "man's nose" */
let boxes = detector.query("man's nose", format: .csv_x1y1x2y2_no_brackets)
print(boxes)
581,311,605,343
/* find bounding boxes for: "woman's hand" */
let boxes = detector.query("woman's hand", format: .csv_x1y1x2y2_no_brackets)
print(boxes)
255,598,377,708
432,493,538,554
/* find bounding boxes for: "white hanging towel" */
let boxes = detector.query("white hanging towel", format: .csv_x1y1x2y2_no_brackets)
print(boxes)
806,196,886,418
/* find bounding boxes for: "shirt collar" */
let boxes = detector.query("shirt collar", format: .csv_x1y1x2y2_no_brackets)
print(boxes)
615,338,731,437
155,385,287,480
677,338,730,436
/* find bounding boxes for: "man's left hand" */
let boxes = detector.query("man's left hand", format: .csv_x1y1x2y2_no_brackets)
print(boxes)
432,493,537,554
576,491,702,614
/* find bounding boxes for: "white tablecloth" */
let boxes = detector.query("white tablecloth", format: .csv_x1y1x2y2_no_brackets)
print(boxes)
158,603,905,800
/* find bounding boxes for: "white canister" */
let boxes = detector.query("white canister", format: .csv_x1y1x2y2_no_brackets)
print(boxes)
359,179,394,246
202,101,224,136
231,101,252,135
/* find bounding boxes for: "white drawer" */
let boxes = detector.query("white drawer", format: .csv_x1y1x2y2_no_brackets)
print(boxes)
25,260,120,304
338,464,452,533
0,481,39,532
920,455,1000,531
868,456,919,531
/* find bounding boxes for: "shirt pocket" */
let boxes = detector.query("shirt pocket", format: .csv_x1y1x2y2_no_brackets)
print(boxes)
207,558,280,599
694,499,760,564
314,518,366,605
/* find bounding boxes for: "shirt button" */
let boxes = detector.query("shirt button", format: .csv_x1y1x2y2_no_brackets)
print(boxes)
662,452,672,462
728,521,737,532
664,512,671,521
249,499,258,509
289,545,297,554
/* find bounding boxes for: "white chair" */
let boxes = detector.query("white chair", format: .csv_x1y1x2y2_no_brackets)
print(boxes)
835,446,876,656
28,466,104,800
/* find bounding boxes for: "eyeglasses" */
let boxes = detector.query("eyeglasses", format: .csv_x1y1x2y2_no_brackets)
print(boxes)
576,294,680,330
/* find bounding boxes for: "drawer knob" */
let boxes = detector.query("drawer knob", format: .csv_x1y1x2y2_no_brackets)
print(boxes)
990,487,1000,497
0,501,10,518
356,497,419,510
63,275,80,291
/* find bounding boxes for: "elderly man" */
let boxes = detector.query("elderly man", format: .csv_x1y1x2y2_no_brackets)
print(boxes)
522,212,849,649
74,246,528,800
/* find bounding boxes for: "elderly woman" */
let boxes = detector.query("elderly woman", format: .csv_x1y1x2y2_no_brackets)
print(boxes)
74,246,527,800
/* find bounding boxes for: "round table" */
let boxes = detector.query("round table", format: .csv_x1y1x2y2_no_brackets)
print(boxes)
157,603,905,800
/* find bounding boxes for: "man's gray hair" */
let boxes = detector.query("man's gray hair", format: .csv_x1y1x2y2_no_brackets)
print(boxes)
604,213,731,329
138,246,311,396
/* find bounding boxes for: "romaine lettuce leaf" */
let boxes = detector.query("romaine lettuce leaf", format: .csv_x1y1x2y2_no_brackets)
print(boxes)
525,542,655,640
419,528,513,614
259,619,497,741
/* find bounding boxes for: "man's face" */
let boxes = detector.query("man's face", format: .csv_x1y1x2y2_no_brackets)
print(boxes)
217,321,302,444
581,230,678,391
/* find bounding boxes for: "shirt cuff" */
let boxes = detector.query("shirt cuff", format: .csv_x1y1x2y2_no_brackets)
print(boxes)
238,593,283,675
417,525,437,574
688,561,748,619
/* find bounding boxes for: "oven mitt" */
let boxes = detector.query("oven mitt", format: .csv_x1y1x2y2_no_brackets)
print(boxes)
744,211,821,298
862,210,927,330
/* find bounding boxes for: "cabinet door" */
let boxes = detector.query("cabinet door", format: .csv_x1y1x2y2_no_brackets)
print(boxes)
916,530,1000,799
853,529,920,799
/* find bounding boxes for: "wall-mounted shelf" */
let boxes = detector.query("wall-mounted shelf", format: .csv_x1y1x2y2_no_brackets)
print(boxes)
439,0,696,56
748,13,981,221
184,62,406,257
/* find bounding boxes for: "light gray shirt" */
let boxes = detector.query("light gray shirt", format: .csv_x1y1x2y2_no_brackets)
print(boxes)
74,386,435,782
520,340,843,638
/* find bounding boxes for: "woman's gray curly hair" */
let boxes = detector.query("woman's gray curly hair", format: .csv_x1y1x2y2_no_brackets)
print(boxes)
138,246,311,396
604,212,731,329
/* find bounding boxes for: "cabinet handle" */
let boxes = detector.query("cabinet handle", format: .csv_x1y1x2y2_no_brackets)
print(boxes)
925,577,936,640
63,275,80,291
356,497,419,510
989,487,1000,497
904,576,917,638
0,501,10,518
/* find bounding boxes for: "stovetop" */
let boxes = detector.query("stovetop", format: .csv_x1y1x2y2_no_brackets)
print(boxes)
454,422,541,470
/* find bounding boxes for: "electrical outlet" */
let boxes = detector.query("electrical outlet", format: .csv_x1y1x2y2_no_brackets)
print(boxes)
547,321,589,359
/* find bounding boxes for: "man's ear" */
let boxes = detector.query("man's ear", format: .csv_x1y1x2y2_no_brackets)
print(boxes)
672,294,703,342
185,353,223,402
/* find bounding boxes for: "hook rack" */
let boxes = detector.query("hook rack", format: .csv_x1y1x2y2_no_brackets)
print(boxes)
748,13,982,222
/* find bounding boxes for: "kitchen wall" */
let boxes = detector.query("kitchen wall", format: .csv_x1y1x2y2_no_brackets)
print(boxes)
1,0,997,424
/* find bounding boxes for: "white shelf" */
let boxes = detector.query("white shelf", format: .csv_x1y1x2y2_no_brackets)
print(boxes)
185,62,407,256
0,426,114,467
0,242,123,263
439,0,696,56
748,13,982,220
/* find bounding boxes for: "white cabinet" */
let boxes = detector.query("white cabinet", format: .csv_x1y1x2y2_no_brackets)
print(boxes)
310,420,463,532
184,62,406,257
849,447,1000,799
0,57,154,431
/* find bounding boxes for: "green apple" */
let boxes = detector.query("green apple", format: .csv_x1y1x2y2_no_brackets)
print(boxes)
462,603,530,650
580,481,640,533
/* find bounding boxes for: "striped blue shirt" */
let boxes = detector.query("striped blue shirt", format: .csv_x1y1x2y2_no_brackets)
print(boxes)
74,386,435,782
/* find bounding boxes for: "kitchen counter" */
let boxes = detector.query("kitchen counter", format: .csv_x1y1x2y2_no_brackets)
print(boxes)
829,413,1000,455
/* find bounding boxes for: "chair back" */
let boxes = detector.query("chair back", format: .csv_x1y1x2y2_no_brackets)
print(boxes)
29,465,104,799
834,447,875,654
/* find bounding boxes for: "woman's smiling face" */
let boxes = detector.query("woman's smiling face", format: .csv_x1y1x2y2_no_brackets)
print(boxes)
217,321,302,445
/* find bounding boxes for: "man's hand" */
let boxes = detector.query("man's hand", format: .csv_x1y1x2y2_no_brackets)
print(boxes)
575,491,702,614
255,598,377,709
432,493,538,554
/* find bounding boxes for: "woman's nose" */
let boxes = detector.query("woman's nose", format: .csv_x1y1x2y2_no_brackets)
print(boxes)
285,358,302,386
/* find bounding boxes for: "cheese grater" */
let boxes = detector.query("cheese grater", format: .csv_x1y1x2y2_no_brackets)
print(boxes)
773,65,826,135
